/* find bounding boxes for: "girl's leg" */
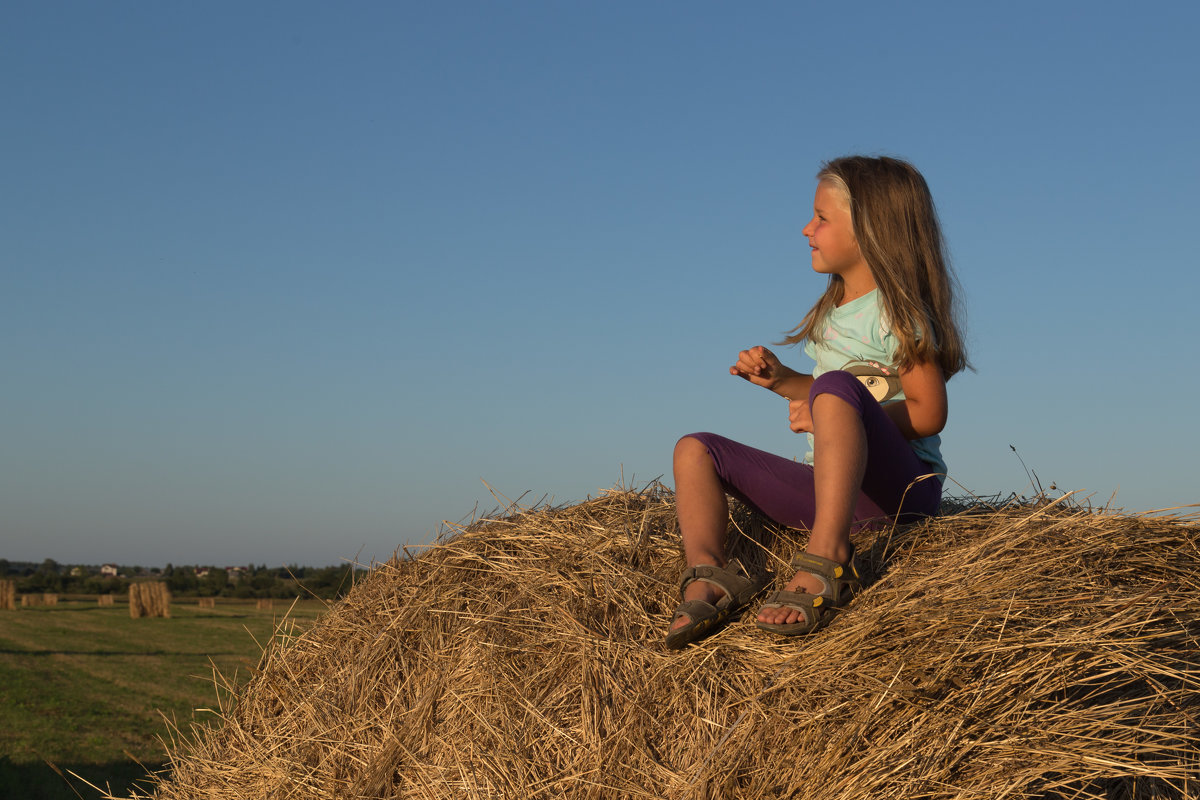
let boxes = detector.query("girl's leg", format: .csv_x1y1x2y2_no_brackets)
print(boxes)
673,435,731,570
670,433,823,633
757,370,941,626
669,436,733,631
755,389,864,625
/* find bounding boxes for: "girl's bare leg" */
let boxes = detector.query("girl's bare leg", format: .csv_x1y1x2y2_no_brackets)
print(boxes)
756,392,864,626
670,436,730,632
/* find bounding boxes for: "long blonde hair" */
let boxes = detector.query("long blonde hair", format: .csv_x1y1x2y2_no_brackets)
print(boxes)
781,155,970,378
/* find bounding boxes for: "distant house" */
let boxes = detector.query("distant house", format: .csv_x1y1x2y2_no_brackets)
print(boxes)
70,566,88,577
194,567,210,579
100,564,119,577
225,566,245,582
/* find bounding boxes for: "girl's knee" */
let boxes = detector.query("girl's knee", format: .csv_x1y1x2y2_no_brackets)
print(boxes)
808,370,870,411
674,434,710,460
811,369,861,395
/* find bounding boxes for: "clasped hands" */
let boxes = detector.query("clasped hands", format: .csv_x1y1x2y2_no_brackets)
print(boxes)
729,345,812,434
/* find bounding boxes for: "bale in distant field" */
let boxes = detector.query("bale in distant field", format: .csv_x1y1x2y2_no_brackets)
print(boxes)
255,598,273,610
43,592,58,606
198,597,216,609
20,594,43,608
135,486,1200,800
0,580,15,610
98,594,115,606
129,581,171,619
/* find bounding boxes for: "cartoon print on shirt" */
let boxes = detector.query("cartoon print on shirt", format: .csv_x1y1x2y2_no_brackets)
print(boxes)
842,360,902,403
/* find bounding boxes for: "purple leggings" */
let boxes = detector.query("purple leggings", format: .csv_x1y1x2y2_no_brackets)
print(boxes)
682,370,941,533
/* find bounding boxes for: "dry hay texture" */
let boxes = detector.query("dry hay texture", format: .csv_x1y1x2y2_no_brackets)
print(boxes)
0,579,15,610
134,486,1200,800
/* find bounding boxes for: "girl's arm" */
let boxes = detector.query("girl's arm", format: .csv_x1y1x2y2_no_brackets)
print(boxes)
729,346,814,400
886,359,948,439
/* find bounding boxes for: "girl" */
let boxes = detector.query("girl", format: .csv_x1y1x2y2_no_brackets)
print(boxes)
665,155,968,649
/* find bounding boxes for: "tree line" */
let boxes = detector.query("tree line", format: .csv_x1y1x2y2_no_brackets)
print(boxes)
0,559,360,601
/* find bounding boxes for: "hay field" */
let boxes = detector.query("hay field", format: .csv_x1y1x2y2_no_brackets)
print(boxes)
133,487,1199,800
0,599,327,800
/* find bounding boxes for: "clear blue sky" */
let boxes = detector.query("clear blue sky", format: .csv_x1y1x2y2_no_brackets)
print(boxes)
4,2,1197,567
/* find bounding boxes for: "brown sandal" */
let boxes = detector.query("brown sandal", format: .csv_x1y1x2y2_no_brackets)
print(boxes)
754,549,860,636
665,559,762,650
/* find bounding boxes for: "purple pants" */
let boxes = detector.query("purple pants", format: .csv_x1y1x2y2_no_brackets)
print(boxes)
682,370,941,533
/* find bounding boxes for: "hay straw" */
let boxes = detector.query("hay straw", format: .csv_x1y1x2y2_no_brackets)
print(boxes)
99,594,116,606
21,594,43,608
129,486,1200,800
43,592,59,606
0,580,14,610
130,582,172,619
256,598,274,610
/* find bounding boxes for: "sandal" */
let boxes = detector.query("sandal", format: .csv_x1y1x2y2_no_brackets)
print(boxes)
664,559,762,650
754,548,861,636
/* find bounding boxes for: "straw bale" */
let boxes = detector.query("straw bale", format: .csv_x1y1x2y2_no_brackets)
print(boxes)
0,580,15,610
130,581,172,619
256,598,274,610
43,592,59,606
198,597,217,609
99,594,116,606
21,593,43,607
133,487,1200,800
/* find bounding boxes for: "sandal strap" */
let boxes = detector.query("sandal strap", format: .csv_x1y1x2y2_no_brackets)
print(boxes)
789,547,860,602
677,559,759,607
670,598,719,624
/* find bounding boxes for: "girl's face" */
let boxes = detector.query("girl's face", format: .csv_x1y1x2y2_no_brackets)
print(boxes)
802,182,867,279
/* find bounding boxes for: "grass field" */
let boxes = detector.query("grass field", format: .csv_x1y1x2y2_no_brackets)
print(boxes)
0,598,328,800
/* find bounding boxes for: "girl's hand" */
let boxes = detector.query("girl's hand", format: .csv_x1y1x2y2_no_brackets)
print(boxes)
729,346,786,390
788,398,813,433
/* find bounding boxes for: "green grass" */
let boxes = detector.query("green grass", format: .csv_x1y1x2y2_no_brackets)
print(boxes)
0,599,327,799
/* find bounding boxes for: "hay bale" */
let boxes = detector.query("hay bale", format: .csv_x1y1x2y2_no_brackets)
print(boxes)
255,598,274,610
198,597,216,609
0,580,15,610
20,594,43,608
141,487,1200,800
43,592,58,606
129,581,171,619
98,594,115,606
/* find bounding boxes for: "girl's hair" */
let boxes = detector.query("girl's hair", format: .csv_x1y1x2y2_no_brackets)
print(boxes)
781,155,970,379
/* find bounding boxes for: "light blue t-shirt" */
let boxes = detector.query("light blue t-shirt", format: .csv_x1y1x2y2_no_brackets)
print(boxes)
801,290,947,479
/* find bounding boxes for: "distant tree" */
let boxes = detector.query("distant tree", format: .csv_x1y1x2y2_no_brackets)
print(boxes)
200,567,228,597
0,558,10,576
167,568,199,595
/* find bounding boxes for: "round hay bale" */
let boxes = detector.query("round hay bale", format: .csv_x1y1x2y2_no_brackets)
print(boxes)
137,487,1200,800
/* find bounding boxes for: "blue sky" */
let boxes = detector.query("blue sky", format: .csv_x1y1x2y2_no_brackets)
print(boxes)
3,2,1197,567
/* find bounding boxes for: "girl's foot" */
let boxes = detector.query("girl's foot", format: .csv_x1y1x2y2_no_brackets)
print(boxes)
664,560,763,650
668,572,726,634
755,545,854,628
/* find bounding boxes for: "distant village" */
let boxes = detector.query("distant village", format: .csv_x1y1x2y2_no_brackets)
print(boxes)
0,559,359,600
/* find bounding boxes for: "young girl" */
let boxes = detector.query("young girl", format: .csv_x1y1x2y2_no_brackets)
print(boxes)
665,155,968,649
